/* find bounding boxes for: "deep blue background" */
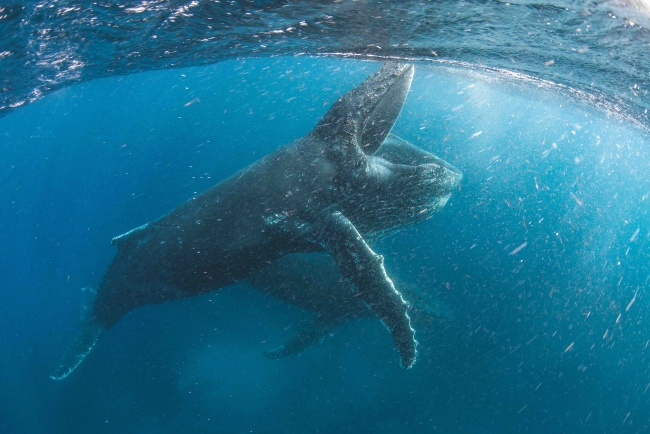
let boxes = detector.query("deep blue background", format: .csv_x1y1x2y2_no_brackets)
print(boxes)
1,57,649,433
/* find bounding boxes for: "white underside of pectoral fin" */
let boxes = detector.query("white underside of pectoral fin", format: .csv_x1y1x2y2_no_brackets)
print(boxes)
316,211,418,368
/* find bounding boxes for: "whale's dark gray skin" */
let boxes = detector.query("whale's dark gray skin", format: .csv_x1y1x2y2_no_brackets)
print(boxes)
51,63,463,380
243,252,455,359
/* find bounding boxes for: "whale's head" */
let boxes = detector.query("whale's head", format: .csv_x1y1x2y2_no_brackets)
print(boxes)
308,62,462,239
351,134,463,240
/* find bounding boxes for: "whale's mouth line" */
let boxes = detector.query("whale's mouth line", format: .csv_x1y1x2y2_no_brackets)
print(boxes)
374,134,463,185
389,159,462,176
421,157,462,177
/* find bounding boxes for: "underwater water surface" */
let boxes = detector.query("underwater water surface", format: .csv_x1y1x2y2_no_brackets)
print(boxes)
2,1,650,434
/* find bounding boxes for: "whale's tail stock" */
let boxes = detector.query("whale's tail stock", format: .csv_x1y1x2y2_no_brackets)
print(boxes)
50,287,103,380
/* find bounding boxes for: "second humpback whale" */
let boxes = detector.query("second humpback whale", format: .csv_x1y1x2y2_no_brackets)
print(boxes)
244,250,455,359
51,63,463,380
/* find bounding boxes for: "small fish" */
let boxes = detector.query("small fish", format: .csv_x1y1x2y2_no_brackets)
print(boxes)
183,98,200,107
509,241,528,256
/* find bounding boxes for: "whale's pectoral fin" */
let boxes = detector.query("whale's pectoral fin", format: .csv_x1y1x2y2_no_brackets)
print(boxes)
311,63,414,163
50,288,103,380
312,211,417,368
264,314,345,359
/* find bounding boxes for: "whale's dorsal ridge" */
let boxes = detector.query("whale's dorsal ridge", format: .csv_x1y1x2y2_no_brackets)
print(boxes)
111,223,149,247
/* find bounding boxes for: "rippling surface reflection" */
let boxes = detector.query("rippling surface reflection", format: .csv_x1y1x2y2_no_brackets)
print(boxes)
1,1,650,125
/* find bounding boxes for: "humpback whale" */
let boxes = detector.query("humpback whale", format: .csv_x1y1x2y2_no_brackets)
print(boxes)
244,251,455,359
51,63,463,380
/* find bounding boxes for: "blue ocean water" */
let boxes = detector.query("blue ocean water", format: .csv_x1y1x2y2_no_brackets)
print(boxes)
1,2,650,434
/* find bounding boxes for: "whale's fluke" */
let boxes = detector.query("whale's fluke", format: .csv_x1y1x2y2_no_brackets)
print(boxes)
50,288,103,380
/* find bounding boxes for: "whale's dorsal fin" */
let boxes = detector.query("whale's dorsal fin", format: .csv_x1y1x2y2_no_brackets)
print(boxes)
311,63,414,162
111,223,149,248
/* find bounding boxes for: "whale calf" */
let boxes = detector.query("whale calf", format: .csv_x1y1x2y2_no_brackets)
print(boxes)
51,63,462,380
244,250,455,359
